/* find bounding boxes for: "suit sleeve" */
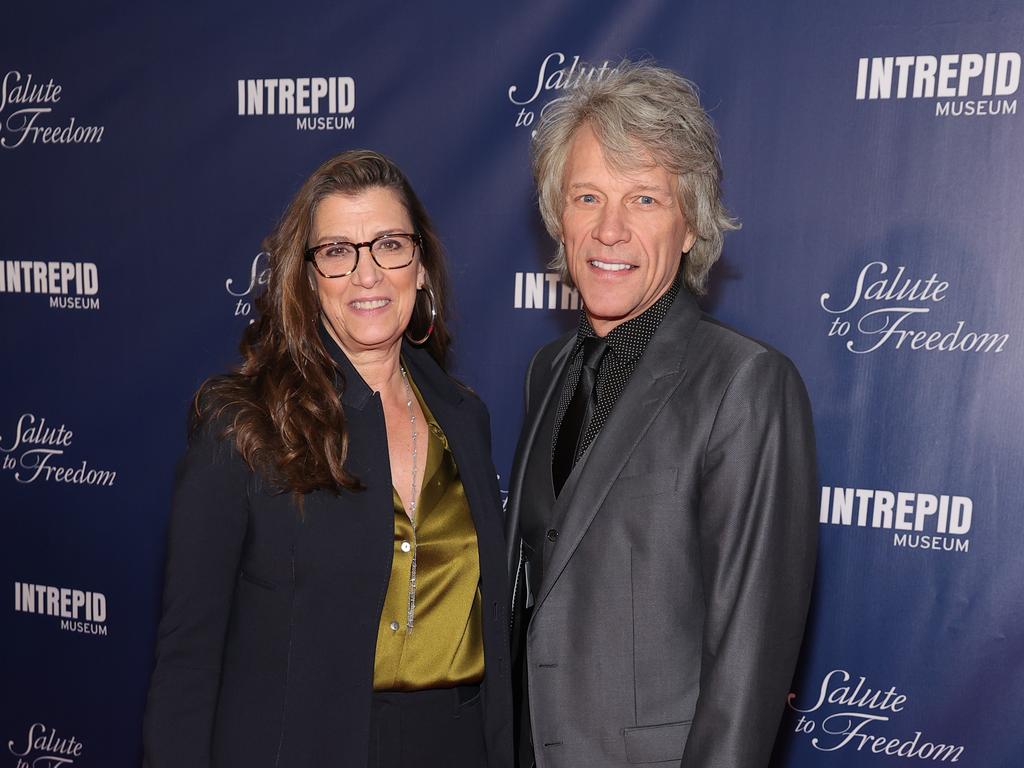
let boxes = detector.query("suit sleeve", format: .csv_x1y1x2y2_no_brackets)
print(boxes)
680,351,818,768
142,423,250,768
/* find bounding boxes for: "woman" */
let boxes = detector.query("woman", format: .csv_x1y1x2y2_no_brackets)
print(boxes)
143,151,512,768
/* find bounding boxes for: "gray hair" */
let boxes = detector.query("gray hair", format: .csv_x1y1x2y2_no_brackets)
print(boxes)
532,60,739,295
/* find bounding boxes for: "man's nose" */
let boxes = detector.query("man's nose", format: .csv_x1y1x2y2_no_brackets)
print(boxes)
593,203,630,246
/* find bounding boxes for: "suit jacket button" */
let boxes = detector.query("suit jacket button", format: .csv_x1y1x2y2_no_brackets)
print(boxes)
546,528,558,542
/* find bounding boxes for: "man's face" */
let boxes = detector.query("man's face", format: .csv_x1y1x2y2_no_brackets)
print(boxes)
560,124,696,336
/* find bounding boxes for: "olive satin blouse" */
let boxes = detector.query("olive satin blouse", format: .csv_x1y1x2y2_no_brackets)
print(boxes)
372,375,485,691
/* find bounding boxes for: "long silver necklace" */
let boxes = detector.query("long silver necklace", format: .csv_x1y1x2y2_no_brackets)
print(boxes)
399,365,419,630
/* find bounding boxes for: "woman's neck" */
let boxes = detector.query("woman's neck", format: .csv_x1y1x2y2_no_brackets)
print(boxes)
351,349,404,395
321,314,405,395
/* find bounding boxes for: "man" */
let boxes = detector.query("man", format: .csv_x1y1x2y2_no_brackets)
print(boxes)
506,61,818,768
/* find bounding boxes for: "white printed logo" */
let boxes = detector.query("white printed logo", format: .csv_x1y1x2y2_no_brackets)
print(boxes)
1,71,105,149
14,582,108,637
0,261,100,310
237,76,355,131
225,251,271,322
513,272,579,311
507,53,616,133
7,722,84,766
856,52,1020,117
819,261,1009,354
820,486,971,554
0,414,116,487
788,669,965,761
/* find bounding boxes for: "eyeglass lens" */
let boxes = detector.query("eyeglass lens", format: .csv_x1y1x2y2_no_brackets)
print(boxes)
315,234,417,275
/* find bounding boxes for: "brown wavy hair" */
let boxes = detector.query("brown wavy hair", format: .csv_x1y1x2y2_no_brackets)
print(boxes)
193,150,452,496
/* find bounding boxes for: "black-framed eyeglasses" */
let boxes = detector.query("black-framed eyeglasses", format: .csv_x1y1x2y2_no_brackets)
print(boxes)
304,233,421,278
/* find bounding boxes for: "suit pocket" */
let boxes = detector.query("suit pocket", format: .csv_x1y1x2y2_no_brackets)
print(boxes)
608,467,679,500
623,720,692,764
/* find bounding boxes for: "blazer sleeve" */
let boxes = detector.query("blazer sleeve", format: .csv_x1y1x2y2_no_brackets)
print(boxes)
680,350,818,768
142,422,250,768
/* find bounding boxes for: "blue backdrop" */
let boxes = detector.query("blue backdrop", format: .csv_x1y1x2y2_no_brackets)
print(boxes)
2,1,1022,765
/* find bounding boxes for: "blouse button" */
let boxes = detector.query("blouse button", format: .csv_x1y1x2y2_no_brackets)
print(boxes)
400,541,412,553
389,621,400,631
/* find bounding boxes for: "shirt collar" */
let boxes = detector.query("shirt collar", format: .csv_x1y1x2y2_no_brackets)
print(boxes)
574,277,680,364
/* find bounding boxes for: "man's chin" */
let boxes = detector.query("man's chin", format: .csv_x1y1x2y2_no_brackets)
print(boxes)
581,301,641,334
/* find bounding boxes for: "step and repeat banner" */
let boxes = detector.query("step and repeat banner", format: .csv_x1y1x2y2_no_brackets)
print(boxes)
2,1,1022,765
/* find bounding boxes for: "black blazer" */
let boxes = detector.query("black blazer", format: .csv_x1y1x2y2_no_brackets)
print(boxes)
143,337,513,768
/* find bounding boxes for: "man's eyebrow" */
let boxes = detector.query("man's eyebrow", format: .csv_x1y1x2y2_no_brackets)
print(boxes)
629,183,672,194
567,181,671,194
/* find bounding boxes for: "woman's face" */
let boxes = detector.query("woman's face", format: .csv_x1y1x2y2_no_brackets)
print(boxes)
309,187,425,360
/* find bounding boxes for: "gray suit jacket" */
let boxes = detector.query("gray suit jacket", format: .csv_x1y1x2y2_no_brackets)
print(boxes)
505,290,817,768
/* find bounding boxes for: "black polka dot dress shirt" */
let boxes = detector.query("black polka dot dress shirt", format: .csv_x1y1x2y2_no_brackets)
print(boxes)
552,278,680,463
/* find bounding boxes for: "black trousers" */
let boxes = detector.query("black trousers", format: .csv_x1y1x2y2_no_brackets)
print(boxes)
368,685,488,768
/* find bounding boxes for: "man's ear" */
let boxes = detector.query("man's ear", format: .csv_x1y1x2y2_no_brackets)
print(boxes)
683,228,697,254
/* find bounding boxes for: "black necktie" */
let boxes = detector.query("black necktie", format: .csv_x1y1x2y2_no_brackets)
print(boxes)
552,336,608,496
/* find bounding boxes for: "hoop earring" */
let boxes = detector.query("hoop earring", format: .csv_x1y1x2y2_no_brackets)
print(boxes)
405,286,437,345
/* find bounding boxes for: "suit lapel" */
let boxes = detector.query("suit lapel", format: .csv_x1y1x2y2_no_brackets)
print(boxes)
532,292,703,615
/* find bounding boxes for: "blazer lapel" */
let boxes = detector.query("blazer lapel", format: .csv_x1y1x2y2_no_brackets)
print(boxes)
404,345,510,643
401,344,466,456
402,345,501,550
532,292,703,615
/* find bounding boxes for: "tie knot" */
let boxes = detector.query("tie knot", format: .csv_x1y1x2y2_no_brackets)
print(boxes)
580,336,608,373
